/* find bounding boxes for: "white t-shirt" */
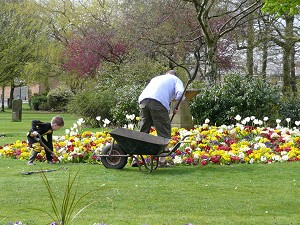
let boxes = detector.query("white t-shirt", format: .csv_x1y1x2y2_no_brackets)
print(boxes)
138,73,185,111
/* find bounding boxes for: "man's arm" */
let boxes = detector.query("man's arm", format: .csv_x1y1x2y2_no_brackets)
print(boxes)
173,79,186,112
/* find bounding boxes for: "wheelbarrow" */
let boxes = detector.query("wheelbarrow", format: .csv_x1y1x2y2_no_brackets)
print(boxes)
100,128,193,172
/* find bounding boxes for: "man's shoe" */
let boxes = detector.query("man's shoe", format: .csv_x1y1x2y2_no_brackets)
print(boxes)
47,161,56,164
27,161,35,166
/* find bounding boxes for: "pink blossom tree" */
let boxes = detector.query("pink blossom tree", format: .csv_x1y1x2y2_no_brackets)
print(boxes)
63,31,128,77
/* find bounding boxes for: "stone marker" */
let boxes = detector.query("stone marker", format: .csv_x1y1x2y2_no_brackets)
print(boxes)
170,89,200,129
12,99,22,122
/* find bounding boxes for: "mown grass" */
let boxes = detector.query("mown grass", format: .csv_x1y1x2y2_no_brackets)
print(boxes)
1,106,300,224
0,159,299,225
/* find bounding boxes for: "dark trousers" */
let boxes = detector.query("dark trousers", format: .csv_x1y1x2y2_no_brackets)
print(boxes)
138,98,171,139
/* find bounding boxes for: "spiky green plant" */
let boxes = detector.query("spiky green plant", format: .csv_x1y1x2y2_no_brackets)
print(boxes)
34,170,95,225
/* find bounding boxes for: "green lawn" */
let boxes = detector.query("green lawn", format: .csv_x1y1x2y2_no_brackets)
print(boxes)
1,106,300,225
0,159,299,225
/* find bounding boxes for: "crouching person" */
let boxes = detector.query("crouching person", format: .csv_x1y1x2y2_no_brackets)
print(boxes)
27,115,64,165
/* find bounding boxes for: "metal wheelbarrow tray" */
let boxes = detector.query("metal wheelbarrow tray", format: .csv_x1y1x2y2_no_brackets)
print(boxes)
100,128,191,172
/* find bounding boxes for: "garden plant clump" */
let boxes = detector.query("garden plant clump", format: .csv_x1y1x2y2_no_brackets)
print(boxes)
1,115,300,166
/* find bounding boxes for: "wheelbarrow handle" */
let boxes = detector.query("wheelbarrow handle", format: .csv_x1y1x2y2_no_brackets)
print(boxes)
163,132,198,156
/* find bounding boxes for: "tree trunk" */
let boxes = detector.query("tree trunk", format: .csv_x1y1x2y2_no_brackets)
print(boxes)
282,46,291,94
290,44,297,96
260,16,271,80
246,14,254,77
282,15,294,95
206,39,218,85
261,41,268,79
1,84,4,112
9,82,15,109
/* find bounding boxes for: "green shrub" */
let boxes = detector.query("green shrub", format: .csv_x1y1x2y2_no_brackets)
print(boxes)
47,89,73,112
190,85,230,126
67,88,116,127
29,93,49,111
190,74,281,126
110,84,142,125
278,97,300,125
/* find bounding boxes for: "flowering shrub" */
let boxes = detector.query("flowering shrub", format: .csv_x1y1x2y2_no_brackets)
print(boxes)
1,116,300,166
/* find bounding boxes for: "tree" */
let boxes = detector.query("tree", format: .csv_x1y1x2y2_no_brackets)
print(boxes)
119,0,264,85
262,1,300,96
182,0,264,85
0,1,51,108
269,15,300,95
114,1,199,83
34,0,120,91
63,31,129,77
262,0,300,16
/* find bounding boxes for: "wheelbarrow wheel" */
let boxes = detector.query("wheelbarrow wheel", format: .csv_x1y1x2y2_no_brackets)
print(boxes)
101,144,128,169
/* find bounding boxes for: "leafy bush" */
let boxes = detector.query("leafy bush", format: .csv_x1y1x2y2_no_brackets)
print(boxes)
47,89,73,112
29,93,49,111
190,74,281,126
67,88,116,127
110,84,142,125
278,97,300,124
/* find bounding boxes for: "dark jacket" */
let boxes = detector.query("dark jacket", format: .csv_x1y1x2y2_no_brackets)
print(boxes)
27,120,53,151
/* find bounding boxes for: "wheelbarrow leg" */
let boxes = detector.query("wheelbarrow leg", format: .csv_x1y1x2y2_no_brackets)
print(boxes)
154,157,159,170
140,155,155,173
132,155,143,172
150,157,159,172
131,155,154,172
141,155,153,172
148,156,158,173
149,157,154,173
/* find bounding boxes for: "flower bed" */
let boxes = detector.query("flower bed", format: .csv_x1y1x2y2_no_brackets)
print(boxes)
1,115,300,166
